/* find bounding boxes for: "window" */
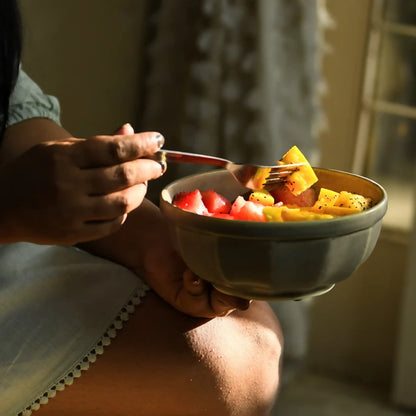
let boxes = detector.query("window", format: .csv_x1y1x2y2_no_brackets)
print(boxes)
354,0,416,232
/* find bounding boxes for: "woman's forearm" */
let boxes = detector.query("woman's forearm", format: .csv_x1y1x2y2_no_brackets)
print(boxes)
77,197,171,272
0,118,72,164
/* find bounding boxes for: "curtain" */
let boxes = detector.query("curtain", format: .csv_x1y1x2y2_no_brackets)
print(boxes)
137,0,332,202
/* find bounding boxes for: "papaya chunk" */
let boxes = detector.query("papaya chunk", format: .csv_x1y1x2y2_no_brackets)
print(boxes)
334,191,373,210
313,205,361,216
315,188,340,206
263,206,286,222
264,206,333,222
311,187,340,213
278,146,318,196
249,189,275,206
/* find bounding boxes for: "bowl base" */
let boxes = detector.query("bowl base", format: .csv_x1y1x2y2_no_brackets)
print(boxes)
212,283,335,301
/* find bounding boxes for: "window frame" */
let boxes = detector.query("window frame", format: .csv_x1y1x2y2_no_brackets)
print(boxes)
354,0,416,233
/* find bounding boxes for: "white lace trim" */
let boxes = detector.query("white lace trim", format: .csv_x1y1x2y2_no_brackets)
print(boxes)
17,285,149,416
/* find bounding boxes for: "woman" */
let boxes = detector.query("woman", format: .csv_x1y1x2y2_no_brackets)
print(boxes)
0,1,283,415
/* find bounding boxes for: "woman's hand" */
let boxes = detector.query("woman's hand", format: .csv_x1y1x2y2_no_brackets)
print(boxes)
143,234,252,318
0,122,164,245
80,199,251,318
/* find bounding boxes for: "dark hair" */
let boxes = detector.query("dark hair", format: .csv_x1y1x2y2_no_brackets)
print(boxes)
0,0,22,139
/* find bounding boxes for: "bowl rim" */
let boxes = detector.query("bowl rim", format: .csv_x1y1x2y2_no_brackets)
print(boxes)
160,168,388,239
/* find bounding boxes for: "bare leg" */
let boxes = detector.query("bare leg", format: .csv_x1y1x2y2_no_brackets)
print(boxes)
37,291,283,416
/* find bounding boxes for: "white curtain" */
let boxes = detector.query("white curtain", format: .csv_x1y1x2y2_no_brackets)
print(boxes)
137,0,332,202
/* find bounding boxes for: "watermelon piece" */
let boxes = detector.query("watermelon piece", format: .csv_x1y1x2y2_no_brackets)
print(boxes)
172,190,209,215
270,184,316,207
230,196,266,222
210,213,235,220
201,190,232,214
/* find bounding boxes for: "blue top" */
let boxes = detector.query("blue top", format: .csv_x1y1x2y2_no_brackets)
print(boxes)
7,69,61,127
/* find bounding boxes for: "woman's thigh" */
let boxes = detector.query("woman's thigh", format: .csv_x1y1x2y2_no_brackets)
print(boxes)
37,291,282,416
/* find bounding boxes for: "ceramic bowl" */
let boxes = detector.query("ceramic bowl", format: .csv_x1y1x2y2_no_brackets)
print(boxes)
159,168,388,300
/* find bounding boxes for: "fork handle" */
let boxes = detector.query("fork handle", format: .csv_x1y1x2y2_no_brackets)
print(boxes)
153,149,229,168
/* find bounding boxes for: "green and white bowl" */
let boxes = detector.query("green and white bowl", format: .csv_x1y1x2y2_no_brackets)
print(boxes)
160,168,388,300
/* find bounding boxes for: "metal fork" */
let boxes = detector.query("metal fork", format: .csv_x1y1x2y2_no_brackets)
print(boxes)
152,149,305,190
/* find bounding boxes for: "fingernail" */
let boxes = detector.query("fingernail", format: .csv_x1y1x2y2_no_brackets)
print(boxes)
155,133,165,149
219,309,236,317
159,160,167,174
114,122,132,133
113,124,123,134
192,276,202,286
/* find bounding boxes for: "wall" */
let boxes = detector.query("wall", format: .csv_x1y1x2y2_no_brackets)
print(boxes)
308,232,408,389
318,0,372,171
20,0,146,137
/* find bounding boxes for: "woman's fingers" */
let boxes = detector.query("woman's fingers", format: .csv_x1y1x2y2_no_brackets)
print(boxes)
70,214,129,244
0,128,167,245
83,158,163,195
72,132,164,168
71,130,165,197
181,269,251,318
86,183,148,220
114,123,135,135
53,183,146,244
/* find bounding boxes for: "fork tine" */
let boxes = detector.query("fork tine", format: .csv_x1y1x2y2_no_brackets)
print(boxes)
266,163,305,178
263,177,286,186
262,163,307,187
267,170,297,177
268,162,306,172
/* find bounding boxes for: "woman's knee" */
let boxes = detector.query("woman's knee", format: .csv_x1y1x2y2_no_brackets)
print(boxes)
127,294,283,415
184,300,283,415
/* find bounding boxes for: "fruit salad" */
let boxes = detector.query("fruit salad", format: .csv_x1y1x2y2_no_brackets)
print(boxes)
172,146,374,222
